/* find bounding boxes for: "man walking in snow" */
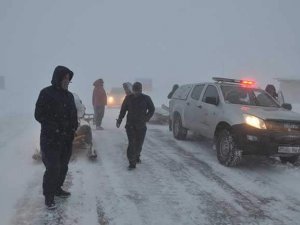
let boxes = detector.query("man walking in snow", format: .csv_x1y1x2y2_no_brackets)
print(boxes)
35,65,78,209
92,78,107,130
116,82,155,169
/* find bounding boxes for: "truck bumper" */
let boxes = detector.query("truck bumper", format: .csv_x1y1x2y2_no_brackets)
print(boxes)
231,124,300,156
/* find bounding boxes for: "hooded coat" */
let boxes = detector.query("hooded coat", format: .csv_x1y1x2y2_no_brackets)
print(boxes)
35,66,78,141
93,79,107,107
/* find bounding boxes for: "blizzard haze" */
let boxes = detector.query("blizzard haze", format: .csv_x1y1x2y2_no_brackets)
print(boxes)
1,0,300,114
2,2,300,224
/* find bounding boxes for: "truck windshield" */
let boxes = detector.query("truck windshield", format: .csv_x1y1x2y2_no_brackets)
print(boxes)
221,85,280,107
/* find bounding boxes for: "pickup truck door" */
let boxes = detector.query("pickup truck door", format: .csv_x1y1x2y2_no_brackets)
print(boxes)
199,85,221,138
184,84,206,131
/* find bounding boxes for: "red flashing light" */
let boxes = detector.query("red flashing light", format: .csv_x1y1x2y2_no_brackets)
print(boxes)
212,77,257,87
240,80,255,86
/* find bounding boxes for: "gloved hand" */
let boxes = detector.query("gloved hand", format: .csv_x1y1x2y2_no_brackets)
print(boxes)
116,119,122,128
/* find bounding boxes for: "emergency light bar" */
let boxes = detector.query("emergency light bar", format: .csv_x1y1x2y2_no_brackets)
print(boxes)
212,77,255,86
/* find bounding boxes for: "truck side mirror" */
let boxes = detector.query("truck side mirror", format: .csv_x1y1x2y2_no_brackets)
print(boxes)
205,96,219,105
281,103,292,111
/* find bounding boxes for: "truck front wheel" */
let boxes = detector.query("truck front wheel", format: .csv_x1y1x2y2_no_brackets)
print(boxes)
217,129,242,166
173,115,187,140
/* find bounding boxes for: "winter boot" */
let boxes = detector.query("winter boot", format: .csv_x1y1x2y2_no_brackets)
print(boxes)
45,196,56,210
128,164,136,170
55,187,71,198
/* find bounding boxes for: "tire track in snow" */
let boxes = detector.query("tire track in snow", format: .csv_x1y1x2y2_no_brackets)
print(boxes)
93,128,206,225
147,127,300,224
143,138,247,225
96,198,110,225
174,133,300,224
145,128,283,225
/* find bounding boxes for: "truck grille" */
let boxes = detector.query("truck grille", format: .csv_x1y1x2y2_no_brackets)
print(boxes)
265,120,300,132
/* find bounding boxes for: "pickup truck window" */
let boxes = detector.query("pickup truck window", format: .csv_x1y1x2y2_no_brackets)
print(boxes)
172,84,193,100
202,85,219,103
221,85,280,107
191,84,205,100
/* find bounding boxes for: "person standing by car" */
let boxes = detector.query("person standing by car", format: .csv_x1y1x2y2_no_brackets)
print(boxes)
116,82,155,169
93,79,107,130
35,65,78,209
167,84,179,130
265,84,278,100
167,84,179,99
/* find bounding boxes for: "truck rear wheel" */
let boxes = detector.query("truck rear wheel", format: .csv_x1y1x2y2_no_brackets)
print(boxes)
279,155,299,164
173,115,187,140
217,129,242,166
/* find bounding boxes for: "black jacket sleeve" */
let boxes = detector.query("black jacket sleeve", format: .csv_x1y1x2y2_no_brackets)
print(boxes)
118,95,129,121
69,93,79,132
145,96,155,121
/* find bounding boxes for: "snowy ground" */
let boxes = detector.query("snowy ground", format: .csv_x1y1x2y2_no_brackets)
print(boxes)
1,109,300,225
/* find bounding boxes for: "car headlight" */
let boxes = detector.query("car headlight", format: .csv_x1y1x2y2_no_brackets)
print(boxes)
243,114,266,129
108,96,114,104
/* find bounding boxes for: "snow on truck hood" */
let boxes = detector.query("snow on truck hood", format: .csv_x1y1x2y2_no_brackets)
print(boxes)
229,104,300,121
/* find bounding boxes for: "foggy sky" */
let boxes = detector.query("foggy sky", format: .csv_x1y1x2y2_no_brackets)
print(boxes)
1,0,300,112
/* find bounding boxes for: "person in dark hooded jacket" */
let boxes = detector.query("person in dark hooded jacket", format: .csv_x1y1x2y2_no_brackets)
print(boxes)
35,65,78,209
265,84,278,100
116,82,155,169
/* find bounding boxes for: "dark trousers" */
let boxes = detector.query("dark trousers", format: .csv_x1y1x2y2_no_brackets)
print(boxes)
41,138,72,197
125,125,147,165
94,105,105,127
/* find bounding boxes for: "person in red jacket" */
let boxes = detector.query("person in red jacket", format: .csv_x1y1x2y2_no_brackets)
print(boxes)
92,79,107,130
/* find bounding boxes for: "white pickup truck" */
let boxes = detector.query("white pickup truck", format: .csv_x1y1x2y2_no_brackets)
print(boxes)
169,77,300,166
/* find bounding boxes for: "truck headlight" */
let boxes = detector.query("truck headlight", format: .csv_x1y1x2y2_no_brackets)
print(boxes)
108,96,114,104
243,114,266,129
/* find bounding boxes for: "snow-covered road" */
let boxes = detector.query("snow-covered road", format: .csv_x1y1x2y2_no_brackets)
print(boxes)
1,109,300,225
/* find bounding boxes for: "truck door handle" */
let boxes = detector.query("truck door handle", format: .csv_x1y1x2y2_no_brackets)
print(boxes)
198,105,202,108
186,102,190,106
